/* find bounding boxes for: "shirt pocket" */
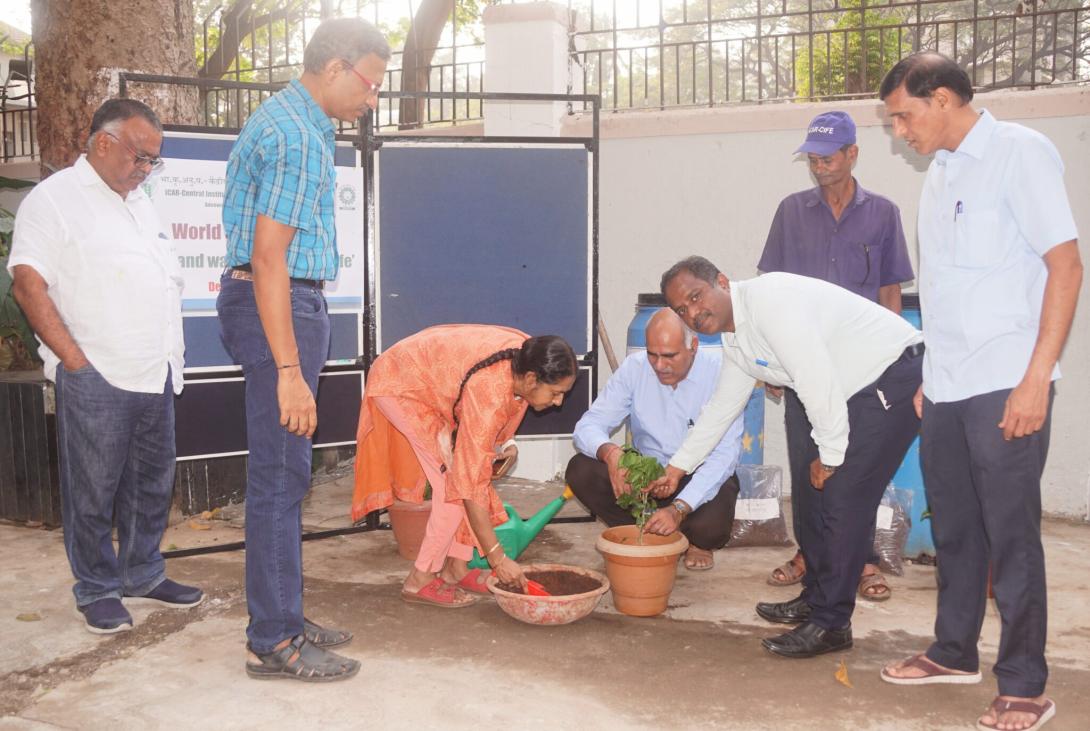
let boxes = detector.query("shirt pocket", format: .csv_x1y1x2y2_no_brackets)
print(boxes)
953,208,1001,269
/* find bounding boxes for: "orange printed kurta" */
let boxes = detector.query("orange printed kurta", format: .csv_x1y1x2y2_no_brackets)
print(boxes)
352,325,529,530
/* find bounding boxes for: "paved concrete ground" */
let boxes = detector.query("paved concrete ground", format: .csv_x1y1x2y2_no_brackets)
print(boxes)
3,472,1089,730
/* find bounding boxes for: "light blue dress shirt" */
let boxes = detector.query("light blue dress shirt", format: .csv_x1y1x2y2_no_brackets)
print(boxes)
918,110,1078,403
573,349,743,511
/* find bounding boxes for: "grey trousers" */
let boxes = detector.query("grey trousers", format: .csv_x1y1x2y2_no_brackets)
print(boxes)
922,387,1053,698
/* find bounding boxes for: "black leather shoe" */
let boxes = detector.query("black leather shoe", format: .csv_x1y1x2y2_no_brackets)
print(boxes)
755,595,811,624
761,621,853,659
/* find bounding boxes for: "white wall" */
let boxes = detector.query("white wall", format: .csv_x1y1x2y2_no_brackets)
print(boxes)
564,87,1090,519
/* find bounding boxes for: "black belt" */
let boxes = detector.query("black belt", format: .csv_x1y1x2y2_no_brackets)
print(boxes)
902,342,925,359
231,263,323,290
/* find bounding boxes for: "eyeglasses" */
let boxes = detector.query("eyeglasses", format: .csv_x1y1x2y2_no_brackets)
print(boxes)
340,60,382,95
103,131,164,173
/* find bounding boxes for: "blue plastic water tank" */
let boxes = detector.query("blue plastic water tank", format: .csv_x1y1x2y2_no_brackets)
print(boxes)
889,293,934,558
626,293,764,465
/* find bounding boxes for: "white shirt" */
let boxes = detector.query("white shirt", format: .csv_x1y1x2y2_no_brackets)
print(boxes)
8,156,185,394
918,110,1078,403
573,349,743,511
670,273,921,470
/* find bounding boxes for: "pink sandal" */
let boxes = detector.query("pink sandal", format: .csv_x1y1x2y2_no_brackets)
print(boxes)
401,577,478,608
456,568,493,595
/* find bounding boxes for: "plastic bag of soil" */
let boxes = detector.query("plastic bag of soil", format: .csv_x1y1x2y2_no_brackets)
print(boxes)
872,485,913,576
728,464,792,548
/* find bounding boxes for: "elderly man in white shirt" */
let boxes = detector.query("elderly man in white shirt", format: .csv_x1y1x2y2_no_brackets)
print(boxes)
655,256,923,659
9,99,202,635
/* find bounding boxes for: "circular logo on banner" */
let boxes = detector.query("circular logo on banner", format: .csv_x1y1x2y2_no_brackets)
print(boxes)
338,184,358,208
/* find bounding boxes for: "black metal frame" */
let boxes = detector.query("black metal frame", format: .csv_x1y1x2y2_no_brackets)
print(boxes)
117,76,603,553
361,89,602,403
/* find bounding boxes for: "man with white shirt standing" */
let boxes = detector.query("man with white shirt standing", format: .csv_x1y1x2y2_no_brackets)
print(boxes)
879,53,1082,731
656,256,922,658
9,99,201,635
566,308,742,571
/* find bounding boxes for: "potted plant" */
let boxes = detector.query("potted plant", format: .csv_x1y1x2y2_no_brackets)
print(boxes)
596,447,689,617
387,482,432,561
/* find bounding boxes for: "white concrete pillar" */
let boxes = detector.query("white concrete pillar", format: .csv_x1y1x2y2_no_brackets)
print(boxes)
482,2,571,137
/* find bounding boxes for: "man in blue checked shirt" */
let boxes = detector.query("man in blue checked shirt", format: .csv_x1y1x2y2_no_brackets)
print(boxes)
216,17,389,683
566,308,743,571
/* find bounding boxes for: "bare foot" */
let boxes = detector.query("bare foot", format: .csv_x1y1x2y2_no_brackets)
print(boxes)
978,695,1052,731
683,546,714,571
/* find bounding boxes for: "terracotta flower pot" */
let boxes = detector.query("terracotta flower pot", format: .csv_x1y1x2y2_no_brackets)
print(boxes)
595,525,689,617
387,500,432,561
486,563,610,626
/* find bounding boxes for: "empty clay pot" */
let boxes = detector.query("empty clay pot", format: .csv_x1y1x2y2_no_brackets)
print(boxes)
486,563,610,626
387,500,431,561
596,525,689,617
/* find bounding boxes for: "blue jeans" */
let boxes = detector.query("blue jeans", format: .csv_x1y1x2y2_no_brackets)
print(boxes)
216,275,330,654
55,364,175,607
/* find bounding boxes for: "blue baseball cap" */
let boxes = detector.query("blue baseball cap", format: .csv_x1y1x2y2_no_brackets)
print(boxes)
795,111,856,155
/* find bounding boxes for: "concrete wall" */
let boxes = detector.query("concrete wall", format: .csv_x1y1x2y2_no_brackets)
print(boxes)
561,86,1090,520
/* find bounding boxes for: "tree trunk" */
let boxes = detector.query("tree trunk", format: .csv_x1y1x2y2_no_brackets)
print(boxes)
31,0,199,177
398,0,453,130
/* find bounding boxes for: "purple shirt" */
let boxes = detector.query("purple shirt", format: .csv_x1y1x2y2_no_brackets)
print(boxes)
758,180,914,301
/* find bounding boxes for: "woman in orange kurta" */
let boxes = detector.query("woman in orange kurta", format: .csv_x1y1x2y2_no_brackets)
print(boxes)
353,325,578,607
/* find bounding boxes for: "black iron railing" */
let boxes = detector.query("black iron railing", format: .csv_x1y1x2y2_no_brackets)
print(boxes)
0,46,35,162
568,0,1090,111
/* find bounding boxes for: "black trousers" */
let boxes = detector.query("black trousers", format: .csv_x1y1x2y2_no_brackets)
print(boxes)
795,349,923,629
565,453,739,550
922,387,1053,698
785,390,880,567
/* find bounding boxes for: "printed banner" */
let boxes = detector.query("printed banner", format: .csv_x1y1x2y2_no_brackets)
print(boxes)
145,156,365,310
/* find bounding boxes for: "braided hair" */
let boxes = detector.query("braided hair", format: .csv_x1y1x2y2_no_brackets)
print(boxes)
450,335,577,450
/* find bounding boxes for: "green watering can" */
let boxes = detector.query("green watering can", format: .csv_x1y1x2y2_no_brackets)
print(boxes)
467,486,574,569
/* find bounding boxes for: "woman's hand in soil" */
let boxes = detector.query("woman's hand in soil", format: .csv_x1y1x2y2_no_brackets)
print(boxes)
491,555,527,590
644,506,681,536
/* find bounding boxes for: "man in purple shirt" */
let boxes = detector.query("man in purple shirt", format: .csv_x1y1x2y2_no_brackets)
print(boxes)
757,111,915,609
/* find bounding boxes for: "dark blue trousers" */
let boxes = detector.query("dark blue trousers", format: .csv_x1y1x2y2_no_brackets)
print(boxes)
796,349,923,629
55,365,175,607
217,275,330,654
922,387,1052,698
786,390,880,566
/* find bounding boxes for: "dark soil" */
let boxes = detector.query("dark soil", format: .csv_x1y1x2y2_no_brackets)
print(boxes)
497,570,601,596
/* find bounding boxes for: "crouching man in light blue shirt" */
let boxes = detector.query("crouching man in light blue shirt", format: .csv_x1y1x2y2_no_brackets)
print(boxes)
566,308,743,572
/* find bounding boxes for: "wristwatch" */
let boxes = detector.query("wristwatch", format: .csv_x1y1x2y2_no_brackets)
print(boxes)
820,463,838,474
671,500,691,519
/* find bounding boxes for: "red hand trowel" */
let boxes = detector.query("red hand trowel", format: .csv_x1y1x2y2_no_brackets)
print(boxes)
486,571,551,596
525,579,550,597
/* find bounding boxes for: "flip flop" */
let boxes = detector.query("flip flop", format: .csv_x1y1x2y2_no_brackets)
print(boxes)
880,653,983,686
683,547,715,571
977,697,1055,731
767,554,806,586
401,577,479,608
456,568,493,595
858,570,892,602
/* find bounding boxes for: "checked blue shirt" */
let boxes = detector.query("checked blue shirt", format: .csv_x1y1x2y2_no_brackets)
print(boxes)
223,79,339,281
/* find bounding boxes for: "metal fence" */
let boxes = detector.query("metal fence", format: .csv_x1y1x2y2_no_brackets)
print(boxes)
195,0,488,132
569,0,1090,111
1,47,35,162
